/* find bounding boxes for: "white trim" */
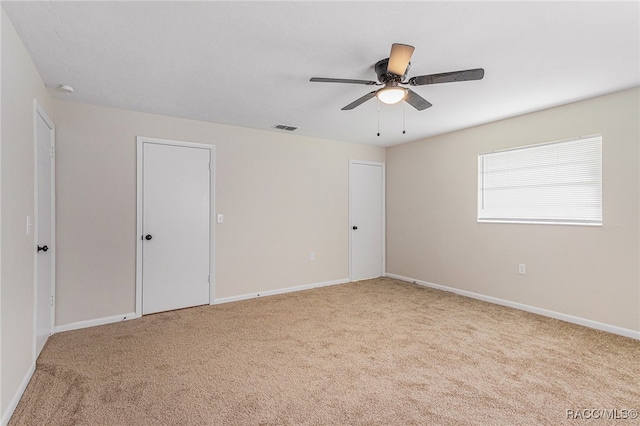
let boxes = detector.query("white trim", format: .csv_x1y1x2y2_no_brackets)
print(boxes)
136,139,143,316
213,278,350,305
477,219,602,226
479,133,602,155
386,273,640,340
54,313,136,334
1,363,35,426
348,160,386,281
136,136,216,317
32,99,55,364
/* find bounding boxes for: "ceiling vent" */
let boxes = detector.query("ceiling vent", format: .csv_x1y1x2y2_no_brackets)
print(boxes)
272,124,298,131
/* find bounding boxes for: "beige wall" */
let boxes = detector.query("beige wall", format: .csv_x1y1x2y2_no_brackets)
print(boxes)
387,87,640,332
53,100,385,326
1,8,55,419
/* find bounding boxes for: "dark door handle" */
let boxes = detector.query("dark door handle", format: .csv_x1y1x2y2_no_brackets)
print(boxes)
145,235,153,240
37,245,49,253
352,226,358,230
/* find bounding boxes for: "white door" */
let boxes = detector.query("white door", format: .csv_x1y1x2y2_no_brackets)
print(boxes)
35,103,55,359
349,161,384,281
140,141,212,315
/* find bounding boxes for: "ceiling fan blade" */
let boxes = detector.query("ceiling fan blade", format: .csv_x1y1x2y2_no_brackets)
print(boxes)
341,91,377,110
408,68,485,86
405,89,432,111
387,43,415,76
310,77,379,85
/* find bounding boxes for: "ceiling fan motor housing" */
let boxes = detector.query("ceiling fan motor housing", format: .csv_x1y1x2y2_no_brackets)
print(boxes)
375,58,410,83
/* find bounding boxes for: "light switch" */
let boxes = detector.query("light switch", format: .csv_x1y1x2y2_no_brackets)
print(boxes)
518,264,526,275
217,214,224,224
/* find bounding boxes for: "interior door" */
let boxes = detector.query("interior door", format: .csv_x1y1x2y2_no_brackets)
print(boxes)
350,161,384,281
141,141,211,314
35,104,54,358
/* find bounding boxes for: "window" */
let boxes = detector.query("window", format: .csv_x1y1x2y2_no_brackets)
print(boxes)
477,135,602,225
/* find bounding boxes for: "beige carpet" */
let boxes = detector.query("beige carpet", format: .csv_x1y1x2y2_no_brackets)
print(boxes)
10,278,640,425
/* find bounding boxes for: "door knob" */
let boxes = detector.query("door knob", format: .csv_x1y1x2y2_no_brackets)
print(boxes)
352,226,358,230
145,234,153,240
37,245,49,253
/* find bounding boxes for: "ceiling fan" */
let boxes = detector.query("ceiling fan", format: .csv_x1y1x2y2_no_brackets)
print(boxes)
310,43,484,111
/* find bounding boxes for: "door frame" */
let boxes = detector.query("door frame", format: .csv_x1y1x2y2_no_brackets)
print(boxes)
135,136,216,317
348,160,385,281
33,100,55,361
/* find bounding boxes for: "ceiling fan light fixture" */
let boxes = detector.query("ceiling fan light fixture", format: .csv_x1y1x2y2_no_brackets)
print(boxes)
376,87,406,105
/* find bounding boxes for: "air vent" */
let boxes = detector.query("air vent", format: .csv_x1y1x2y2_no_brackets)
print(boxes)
272,124,298,131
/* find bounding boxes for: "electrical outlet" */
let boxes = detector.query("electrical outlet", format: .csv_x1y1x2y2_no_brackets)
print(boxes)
309,252,315,262
518,264,526,275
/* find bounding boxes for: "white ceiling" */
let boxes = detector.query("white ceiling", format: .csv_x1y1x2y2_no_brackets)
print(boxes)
3,1,639,147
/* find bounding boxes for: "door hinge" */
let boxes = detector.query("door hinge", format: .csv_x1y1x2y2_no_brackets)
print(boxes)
208,275,210,283
51,146,55,158
50,294,54,306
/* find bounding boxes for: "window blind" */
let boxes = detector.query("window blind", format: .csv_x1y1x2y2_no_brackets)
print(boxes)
477,136,602,225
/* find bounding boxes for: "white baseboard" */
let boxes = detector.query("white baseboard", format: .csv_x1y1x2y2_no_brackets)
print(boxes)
1,363,35,426
386,273,640,340
54,279,352,332
54,312,136,334
213,278,350,305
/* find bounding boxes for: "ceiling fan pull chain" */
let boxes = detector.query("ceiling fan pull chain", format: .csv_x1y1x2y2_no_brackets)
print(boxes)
402,103,406,135
377,99,381,137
